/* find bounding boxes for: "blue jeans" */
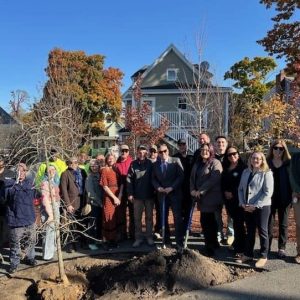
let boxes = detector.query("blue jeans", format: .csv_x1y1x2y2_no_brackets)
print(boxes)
42,201,60,260
9,223,36,267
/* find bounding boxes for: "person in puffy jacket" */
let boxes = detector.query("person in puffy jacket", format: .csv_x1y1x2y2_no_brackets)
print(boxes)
5,163,37,274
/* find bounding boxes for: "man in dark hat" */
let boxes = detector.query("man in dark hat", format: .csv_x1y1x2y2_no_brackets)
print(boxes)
173,139,194,231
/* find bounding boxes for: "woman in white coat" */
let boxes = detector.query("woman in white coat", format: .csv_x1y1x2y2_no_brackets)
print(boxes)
237,151,274,268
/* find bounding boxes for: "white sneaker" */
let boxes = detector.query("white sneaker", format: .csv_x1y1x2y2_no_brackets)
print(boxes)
227,236,234,246
255,258,267,268
146,237,155,246
132,239,143,248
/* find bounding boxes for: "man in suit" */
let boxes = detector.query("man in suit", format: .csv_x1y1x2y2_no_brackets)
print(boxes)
152,144,184,248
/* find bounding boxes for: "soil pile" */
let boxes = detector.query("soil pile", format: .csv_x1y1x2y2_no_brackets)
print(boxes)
89,248,233,298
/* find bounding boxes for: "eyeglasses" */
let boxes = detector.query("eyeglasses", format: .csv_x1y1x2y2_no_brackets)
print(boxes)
273,146,284,151
150,150,157,153
159,149,168,154
227,152,238,157
251,157,262,161
178,143,186,146
121,149,129,153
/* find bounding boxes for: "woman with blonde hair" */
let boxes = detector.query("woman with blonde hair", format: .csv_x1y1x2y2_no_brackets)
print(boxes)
267,139,292,258
237,151,274,268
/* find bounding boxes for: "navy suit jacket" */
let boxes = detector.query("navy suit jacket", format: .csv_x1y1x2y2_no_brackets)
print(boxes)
152,156,184,201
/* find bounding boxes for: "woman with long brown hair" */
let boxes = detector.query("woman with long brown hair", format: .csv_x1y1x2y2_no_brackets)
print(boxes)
266,139,292,258
100,154,123,249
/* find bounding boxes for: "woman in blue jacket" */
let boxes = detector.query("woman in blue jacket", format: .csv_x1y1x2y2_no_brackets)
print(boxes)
237,151,274,268
5,163,37,274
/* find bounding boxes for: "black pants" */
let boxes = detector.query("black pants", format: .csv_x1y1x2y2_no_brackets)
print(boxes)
160,194,183,246
225,200,246,253
244,206,271,258
154,194,161,233
268,204,290,251
201,212,218,250
181,189,193,231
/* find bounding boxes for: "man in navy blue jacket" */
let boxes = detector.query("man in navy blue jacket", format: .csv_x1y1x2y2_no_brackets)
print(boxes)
5,163,36,274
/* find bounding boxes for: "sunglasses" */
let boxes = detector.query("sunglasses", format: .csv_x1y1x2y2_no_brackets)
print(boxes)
121,149,129,153
159,149,168,154
178,143,186,146
227,152,238,157
150,149,157,153
273,146,284,151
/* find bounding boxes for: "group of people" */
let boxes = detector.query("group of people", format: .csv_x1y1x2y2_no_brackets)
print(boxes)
1,133,300,274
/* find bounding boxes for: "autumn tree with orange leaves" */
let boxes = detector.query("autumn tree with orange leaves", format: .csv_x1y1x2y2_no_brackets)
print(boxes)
125,75,169,156
43,48,123,134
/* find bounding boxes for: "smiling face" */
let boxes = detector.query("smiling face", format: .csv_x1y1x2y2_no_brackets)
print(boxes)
226,147,239,164
250,152,263,169
216,137,228,155
106,154,115,167
200,144,210,161
47,166,57,179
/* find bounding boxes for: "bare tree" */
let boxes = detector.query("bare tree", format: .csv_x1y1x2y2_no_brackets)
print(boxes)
9,90,29,121
8,63,91,285
177,37,230,138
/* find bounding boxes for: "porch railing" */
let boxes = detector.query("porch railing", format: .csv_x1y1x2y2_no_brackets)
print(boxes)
153,111,199,153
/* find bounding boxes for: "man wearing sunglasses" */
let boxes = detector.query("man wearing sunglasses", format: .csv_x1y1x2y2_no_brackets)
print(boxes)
115,144,134,240
152,144,184,249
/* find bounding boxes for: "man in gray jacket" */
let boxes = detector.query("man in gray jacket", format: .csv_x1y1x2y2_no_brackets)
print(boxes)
127,145,155,247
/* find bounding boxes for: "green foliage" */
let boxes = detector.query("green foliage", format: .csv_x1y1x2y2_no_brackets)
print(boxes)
224,56,277,101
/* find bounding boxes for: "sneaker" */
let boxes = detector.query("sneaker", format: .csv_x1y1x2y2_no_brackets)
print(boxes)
294,255,300,264
153,232,161,240
236,255,253,264
255,258,267,268
227,236,234,246
146,237,155,246
8,265,18,274
88,244,99,251
277,249,286,258
132,239,143,248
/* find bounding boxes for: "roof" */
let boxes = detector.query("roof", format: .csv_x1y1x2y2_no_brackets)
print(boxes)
0,107,18,125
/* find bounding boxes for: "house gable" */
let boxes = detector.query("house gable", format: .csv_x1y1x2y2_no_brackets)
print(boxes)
141,44,199,89
0,106,17,125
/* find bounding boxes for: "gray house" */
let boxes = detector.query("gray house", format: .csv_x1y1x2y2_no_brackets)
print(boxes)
0,106,19,154
122,44,232,152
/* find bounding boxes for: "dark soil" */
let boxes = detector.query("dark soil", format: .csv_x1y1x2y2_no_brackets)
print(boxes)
1,250,257,300
88,249,255,299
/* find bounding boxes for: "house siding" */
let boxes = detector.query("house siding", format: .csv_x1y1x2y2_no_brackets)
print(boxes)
141,49,194,88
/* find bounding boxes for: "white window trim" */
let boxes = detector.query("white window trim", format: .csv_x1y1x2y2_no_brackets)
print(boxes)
177,97,187,110
167,68,178,81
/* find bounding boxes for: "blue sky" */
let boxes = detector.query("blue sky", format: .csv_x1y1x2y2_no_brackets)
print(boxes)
0,0,285,110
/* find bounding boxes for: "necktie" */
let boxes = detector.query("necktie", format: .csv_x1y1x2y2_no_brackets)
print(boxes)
162,162,167,177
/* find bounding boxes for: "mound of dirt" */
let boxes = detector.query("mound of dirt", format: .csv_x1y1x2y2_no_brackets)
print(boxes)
89,248,233,298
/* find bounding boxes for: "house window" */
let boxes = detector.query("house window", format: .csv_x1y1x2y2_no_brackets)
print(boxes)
178,97,187,110
167,68,177,81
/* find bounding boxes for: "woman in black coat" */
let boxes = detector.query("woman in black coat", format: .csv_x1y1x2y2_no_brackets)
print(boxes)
267,139,292,258
222,146,247,257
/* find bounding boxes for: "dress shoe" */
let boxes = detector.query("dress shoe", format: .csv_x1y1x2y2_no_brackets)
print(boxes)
22,258,37,266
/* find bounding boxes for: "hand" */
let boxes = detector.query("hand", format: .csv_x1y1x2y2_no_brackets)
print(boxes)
114,197,121,206
224,191,233,200
128,195,134,202
67,205,75,214
158,187,165,193
191,190,197,197
164,187,173,194
244,205,256,212
195,191,201,198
